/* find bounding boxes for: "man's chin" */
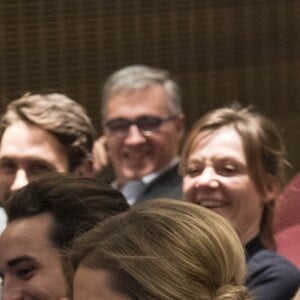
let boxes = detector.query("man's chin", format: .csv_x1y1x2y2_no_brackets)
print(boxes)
122,167,154,181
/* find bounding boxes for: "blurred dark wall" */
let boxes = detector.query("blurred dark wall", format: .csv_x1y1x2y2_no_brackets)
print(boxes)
0,1,299,176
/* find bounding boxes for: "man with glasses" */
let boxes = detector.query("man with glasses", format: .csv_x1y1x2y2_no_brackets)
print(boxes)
96,65,185,204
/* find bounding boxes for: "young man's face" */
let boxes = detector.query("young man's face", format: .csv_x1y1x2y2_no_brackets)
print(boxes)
0,121,69,202
0,213,69,299
104,84,184,187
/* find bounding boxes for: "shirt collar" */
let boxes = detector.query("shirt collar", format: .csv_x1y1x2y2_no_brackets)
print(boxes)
113,156,180,189
142,156,180,184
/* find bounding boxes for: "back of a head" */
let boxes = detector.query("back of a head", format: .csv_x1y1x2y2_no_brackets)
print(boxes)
0,92,96,171
101,65,183,116
71,199,253,300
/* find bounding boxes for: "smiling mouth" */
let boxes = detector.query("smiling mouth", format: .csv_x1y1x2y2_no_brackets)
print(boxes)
123,147,151,160
196,199,226,209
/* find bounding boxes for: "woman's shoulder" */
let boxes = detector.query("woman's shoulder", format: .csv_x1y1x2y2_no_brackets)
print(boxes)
247,249,300,300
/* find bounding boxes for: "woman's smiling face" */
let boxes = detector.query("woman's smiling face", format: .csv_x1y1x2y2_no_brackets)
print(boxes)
183,126,271,244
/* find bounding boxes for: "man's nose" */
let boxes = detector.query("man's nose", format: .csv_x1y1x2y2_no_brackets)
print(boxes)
2,278,23,300
124,125,147,145
10,169,29,192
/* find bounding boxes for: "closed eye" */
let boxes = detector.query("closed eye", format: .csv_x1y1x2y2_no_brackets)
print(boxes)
8,256,41,282
216,161,244,176
0,160,16,174
15,264,38,281
28,163,53,175
185,165,204,177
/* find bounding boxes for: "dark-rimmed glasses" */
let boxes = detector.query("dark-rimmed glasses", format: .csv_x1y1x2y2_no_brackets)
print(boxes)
104,115,177,135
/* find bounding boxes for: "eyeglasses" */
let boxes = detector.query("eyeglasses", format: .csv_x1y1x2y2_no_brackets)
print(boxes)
104,115,177,135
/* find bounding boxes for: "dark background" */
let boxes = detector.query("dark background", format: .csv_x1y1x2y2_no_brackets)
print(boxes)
0,1,299,177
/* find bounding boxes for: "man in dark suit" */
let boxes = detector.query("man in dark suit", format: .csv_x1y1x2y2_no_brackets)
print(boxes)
94,65,185,204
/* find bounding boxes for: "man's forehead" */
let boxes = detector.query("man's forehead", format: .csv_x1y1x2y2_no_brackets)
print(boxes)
0,121,69,170
1,121,56,150
0,213,63,279
0,213,54,248
2,121,48,142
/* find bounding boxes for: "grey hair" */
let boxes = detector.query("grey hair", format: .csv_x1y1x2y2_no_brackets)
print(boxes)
101,65,182,118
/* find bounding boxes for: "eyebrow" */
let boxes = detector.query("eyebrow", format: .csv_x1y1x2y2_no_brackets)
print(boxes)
0,156,13,161
0,156,56,168
7,255,39,268
0,156,49,163
188,154,244,162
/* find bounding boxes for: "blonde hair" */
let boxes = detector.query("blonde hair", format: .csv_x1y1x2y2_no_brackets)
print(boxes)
71,199,253,300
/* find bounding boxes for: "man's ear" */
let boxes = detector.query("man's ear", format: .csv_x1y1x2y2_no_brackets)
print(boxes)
73,160,94,177
92,135,110,172
263,175,281,203
175,113,185,140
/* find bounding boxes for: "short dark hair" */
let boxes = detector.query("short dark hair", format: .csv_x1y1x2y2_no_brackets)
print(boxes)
5,173,128,249
4,173,129,296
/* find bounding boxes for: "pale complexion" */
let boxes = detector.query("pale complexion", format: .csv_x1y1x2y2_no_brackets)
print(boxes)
183,126,276,244
0,121,69,201
104,84,184,188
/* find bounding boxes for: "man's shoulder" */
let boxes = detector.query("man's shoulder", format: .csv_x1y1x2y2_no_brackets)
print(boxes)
141,164,182,201
154,163,182,183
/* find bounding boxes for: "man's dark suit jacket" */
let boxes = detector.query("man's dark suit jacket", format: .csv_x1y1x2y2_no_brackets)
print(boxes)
97,163,182,203
137,163,183,203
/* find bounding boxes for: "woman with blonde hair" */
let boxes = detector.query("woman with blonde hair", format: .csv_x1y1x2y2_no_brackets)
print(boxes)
181,105,300,299
70,199,253,300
